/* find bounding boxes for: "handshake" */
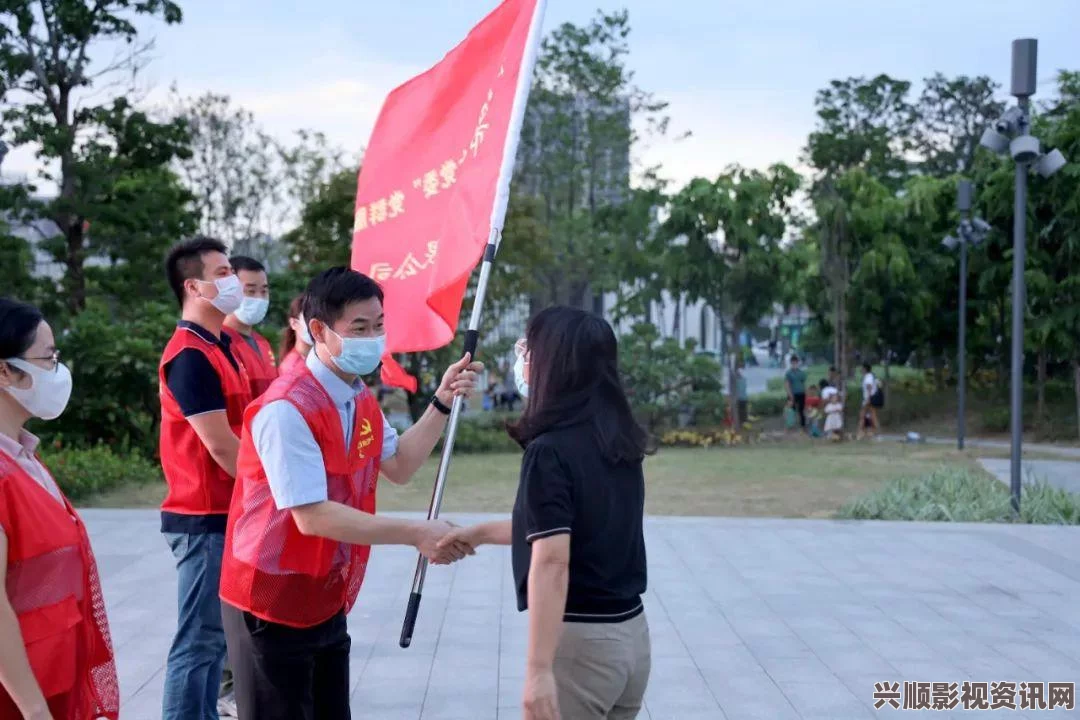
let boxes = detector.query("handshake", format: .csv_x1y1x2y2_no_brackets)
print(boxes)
413,519,481,566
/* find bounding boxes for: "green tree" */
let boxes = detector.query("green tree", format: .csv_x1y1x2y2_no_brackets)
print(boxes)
174,92,347,265
502,9,671,310
659,163,801,427
0,0,184,313
805,75,916,191
915,74,1006,177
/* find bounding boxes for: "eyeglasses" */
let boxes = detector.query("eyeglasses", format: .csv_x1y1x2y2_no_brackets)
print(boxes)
20,350,61,371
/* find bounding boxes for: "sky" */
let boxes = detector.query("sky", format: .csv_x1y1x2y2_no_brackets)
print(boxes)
4,0,1079,190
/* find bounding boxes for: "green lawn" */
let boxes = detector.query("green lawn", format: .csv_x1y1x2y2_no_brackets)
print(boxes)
82,441,991,518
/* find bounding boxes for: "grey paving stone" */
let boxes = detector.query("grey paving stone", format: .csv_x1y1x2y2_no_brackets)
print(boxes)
82,510,1080,719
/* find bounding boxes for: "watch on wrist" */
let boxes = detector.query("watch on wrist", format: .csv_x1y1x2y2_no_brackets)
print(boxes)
431,394,452,415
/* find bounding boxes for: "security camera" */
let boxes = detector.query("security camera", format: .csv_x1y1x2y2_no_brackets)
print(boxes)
971,218,991,234
942,235,959,251
1035,148,1066,178
1010,135,1040,163
980,128,1010,155
995,106,1025,134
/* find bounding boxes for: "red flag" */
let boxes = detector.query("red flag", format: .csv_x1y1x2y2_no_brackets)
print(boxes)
351,0,540,391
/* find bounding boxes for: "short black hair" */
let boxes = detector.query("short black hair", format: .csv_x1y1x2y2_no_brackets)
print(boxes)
863,361,872,372
230,255,266,274
302,267,384,330
165,236,228,307
0,297,44,360
790,355,801,363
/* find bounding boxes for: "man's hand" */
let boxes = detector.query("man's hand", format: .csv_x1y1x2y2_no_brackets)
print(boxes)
523,667,560,720
436,352,484,405
435,525,481,557
414,519,475,565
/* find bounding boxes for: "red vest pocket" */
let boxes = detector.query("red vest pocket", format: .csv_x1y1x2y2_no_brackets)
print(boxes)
20,595,80,697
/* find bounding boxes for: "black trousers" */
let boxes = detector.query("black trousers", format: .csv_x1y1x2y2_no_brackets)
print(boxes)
793,393,806,427
222,603,351,720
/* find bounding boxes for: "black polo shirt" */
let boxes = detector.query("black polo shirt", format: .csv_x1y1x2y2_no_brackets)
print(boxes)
511,422,647,623
160,320,241,535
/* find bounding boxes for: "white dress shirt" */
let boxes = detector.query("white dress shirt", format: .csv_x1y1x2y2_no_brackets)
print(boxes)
251,351,399,510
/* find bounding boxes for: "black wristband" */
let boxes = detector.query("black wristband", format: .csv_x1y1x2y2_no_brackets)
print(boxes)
431,394,452,416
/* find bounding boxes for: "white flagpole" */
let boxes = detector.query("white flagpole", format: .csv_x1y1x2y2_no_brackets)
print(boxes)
400,0,548,649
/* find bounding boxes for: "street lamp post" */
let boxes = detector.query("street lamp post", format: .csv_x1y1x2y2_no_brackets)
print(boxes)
979,38,1068,513
943,180,988,452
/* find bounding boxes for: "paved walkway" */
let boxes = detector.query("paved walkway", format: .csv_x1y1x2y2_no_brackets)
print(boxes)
879,435,1080,460
88,510,1080,719
978,458,1080,494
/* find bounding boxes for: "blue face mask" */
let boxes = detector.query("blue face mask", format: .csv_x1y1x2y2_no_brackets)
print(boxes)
327,329,385,376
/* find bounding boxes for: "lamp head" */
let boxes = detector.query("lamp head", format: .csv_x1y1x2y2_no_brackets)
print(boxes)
980,127,1010,155
1035,148,1066,178
1010,135,1040,163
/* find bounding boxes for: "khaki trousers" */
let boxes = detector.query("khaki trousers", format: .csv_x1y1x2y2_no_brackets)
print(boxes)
552,612,651,719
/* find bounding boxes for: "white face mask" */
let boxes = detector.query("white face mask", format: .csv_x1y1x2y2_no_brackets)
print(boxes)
297,314,314,346
513,354,529,398
198,275,243,315
326,329,386,377
2,358,73,420
234,296,269,326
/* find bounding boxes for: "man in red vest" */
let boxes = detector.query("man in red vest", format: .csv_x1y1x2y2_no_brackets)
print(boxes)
223,255,278,400
159,237,252,720
219,267,481,719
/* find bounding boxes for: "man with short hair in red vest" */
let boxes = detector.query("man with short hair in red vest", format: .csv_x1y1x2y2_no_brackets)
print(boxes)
219,267,482,719
223,256,278,400
159,237,252,720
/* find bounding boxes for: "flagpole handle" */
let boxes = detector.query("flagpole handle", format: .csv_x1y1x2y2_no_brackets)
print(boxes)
399,590,423,648
399,390,467,649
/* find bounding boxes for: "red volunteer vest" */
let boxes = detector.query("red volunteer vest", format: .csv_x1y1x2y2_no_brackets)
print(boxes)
158,325,253,516
278,349,305,377
223,327,278,400
219,363,383,629
0,452,118,720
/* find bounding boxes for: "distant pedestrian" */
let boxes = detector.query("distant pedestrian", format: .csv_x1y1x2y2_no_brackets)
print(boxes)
858,362,882,439
278,294,313,376
785,355,808,429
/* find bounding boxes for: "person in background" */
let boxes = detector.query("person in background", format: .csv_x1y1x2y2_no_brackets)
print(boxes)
823,385,844,441
223,256,277,400
735,360,748,428
159,237,252,720
437,306,653,720
828,365,841,391
785,355,808,430
0,298,119,720
805,383,823,438
218,267,482,719
859,362,881,440
277,294,313,377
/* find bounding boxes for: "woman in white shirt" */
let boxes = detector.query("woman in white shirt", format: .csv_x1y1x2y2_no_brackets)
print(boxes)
859,362,880,439
0,297,120,719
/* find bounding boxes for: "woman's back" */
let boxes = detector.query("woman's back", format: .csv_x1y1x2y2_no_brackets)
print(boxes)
511,423,646,621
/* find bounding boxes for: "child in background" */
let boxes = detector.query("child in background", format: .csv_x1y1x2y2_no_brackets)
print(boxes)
806,383,824,437
823,385,844,441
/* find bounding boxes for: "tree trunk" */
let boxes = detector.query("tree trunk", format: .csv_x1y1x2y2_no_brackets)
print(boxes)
933,356,945,391
58,150,87,314
1036,347,1047,433
729,318,741,430
1074,358,1080,443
